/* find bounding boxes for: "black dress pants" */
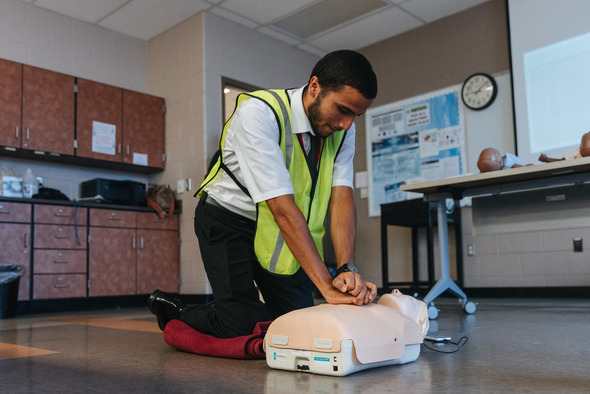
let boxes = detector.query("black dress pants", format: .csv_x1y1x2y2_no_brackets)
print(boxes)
180,195,314,338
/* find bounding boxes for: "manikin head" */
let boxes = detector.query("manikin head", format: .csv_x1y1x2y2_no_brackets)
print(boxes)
477,147,504,172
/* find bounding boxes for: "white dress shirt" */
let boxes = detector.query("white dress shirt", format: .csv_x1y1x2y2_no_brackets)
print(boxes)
204,86,355,221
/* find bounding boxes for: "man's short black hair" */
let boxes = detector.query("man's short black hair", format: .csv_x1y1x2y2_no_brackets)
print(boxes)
309,50,377,100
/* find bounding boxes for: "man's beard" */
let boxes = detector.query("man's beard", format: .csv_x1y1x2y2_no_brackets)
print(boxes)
307,91,326,137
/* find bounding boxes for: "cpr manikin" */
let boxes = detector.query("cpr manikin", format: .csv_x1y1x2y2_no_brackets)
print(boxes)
539,131,590,162
265,290,428,376
477,147,525,172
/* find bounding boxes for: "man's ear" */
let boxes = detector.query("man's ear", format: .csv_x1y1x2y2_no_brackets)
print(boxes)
308,76,321,99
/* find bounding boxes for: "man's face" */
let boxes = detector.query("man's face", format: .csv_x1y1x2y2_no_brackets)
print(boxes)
307,85,373,138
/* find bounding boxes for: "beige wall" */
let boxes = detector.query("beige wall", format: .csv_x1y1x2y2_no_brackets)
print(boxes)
147,14,207,294
145,0,589,294
355,0,510,287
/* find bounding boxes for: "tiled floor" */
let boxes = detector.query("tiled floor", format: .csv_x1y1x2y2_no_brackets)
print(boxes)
1,297,589,393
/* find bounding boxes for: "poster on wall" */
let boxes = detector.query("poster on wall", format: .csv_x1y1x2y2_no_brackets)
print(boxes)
365,86,466,217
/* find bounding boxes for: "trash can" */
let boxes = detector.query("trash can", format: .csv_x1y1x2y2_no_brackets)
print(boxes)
0,265,24,319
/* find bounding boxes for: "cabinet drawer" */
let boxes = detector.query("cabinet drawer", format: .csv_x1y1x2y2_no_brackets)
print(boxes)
0,202,31,223
137,212,178,230
34,249,87,273
33,274,86,299
90,209,136,228
35,205,87,225
34,224,87,249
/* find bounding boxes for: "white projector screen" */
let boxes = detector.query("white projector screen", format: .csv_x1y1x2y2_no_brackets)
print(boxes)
508,0,590,164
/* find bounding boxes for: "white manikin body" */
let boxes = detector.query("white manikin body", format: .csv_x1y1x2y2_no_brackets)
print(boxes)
265,290,428,376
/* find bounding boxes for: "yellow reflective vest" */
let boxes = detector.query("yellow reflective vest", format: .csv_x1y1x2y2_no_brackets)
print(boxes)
197,89,347,275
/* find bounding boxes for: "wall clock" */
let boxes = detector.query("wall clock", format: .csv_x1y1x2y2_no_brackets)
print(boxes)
461,73,497,110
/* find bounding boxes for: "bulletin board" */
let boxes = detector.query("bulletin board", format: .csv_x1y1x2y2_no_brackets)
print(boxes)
365,85,466,217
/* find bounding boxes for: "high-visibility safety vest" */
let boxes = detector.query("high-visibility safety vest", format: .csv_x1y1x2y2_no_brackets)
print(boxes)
197,89,347,275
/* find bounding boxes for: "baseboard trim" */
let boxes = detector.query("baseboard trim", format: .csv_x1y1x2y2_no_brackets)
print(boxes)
16,293,213,316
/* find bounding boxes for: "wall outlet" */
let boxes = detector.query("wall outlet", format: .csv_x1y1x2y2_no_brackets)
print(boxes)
573,238,583,252
177,179,186,194
467,243,476,256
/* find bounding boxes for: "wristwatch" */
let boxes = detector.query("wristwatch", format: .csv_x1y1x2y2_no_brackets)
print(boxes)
335,263,359,276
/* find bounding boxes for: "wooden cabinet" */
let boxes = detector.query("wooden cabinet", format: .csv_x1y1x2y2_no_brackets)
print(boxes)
0,202,31,301
0,59,23,149
22,65,75,155
0,58,165,172
33,205,87,299
76,78,123,162
0,200,179,302
123,90,165,168
88,209,179,296
136,212,179,294
88,210,137,297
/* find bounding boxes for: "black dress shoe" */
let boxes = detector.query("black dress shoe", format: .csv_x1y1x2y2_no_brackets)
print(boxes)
148,289,187,330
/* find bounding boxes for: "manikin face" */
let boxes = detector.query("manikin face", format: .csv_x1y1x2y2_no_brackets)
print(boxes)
306,80,373,138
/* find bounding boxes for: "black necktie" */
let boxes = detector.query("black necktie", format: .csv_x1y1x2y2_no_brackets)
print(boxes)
306,132,320,180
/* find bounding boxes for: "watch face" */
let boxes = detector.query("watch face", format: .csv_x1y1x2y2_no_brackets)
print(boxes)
461,73,497,110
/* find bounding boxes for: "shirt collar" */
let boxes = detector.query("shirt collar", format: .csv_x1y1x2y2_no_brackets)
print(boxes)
289,86,314,136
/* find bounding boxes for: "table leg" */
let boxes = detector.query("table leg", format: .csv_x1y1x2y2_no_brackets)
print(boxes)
423,199,468,305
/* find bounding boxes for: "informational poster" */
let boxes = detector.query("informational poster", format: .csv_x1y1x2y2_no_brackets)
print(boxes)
92,121,116,155
365,86,466,216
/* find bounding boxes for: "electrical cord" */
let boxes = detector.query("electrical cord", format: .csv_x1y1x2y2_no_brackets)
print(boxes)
423,336,468,353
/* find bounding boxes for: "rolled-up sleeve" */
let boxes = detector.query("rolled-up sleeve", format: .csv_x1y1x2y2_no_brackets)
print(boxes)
331,124,356,190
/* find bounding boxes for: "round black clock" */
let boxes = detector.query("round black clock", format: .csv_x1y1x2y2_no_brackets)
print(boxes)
461,73,497,110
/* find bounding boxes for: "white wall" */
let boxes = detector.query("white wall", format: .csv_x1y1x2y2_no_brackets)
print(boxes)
202,13,319,164
0,0,150,199
0,0,146,91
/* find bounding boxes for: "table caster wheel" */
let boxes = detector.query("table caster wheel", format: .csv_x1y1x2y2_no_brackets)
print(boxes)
428,304,439,320
463,300,477,314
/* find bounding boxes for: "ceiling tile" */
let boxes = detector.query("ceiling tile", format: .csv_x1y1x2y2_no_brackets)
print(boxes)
207,6,260,29
98,0,210,40
400,0,490,23
31,0,128,24
256,26,303,46
309,6,423,51
218,0,317,24
271,0,388,39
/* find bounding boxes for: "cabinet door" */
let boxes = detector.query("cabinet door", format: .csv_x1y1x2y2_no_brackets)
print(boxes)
0,59,22,148
76,79,123,162
88,227,136,296
122,90,165,168
0,223,31,300
22,65,75,155
136,229,179,294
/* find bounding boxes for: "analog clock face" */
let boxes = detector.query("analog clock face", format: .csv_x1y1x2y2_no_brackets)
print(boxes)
461,73,497,110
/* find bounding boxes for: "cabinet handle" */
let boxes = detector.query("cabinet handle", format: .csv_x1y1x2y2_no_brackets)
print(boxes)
140,237,144,249
0,209,10,214
118,143,122,154
126,144,130,155
24,233,29,248
55,234,70,239
16,126,19,138
54,284,70,289
108,216,122,221
26,128,30,140
132,237,136,249
54,260,69,264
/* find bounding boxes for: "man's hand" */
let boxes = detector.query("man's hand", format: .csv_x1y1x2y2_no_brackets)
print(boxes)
331,272,377,305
